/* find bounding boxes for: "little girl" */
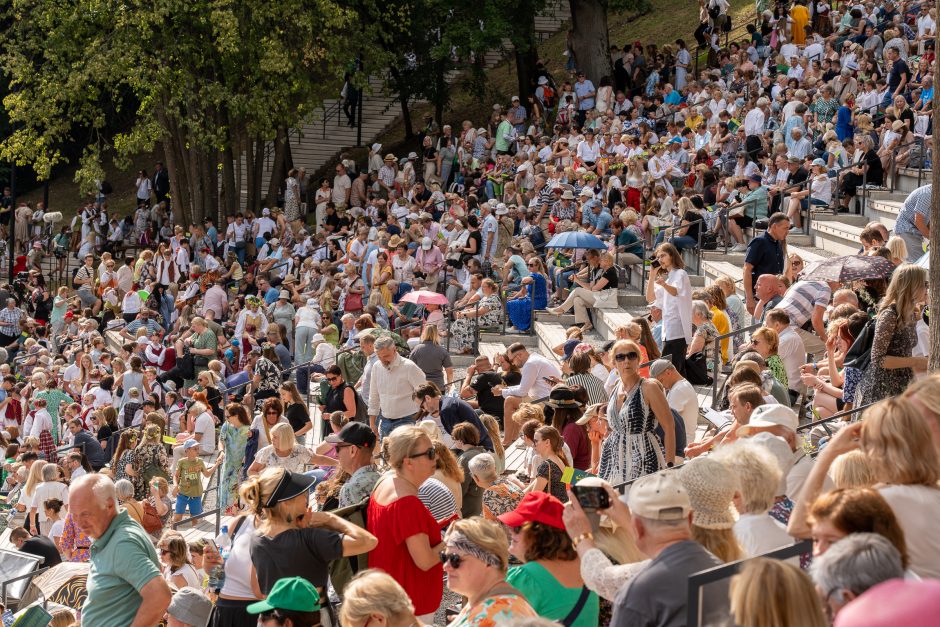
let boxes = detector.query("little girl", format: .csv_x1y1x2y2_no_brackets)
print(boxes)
43,498,65,550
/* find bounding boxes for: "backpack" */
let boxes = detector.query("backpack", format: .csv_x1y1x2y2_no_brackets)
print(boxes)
352,388,369,424
541,85,556,108
99,180,113,195
328,497,370,598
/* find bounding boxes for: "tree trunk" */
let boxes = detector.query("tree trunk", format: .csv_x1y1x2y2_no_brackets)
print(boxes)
221,144,237,219
513,0,541,101
390,67,414,139
568,0,612,83
266,126,288,208
250,135,264,212
929,25,940,372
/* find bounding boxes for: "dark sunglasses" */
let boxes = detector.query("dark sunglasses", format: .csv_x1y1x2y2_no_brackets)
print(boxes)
408,447,437,460
614,351,640,362
265,410,279,415
439,551,463,568
326,376,338,382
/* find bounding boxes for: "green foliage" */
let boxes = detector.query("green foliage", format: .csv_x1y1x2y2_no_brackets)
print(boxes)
0,0,370,196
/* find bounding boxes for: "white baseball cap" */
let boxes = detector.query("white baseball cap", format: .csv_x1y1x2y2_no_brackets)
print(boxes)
737,404,799,436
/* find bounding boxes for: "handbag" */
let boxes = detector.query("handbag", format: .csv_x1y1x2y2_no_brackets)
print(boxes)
141,500,164,534
843,315,877,372
593,288,618,309
684,351,713,386
344,289,364,312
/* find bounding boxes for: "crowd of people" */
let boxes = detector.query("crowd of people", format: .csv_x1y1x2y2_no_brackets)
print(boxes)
0,0,937,625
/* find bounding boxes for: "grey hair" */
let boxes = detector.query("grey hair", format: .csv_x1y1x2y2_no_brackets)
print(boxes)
810,533,904,600
41,463,58,482
468,452,499,483
71,473,118,509
374,336,396,352
691,300,712,321
114,479,136,501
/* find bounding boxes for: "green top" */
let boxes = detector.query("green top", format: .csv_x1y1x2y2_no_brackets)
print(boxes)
176,457,207,497
83,509,161,627
505,561,599,627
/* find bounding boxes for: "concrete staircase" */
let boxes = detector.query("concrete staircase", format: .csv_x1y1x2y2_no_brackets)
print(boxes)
267,0,572,188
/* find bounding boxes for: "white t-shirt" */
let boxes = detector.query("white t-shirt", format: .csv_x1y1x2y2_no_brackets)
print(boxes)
667,379,700,444
32,481,70,523
879,484,940,579
776,328,806,391
48,519,64,542
220,516,258,598
193,412,217,454
734,513,794,558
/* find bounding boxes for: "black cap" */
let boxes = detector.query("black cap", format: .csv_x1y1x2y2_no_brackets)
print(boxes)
326,422,377,449
263,470,316,508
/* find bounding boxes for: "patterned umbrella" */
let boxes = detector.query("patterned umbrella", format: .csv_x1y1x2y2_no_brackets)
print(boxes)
802,255,895,282
18,562,89,609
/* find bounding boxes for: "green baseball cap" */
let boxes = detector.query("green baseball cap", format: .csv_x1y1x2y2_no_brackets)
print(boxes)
247,577,321,614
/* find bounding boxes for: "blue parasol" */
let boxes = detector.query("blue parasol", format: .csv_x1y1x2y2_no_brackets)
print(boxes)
544,231,608,250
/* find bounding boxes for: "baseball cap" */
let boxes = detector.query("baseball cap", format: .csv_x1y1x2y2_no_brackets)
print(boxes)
748,173,763,183
497,492,565,530
625,470,691,521
167,587,213,626
326,422,377,449
183,439,200,450
247,576,321,615
737,404,799,436
812,158,827,167
421,237,432,250
648,359,675,377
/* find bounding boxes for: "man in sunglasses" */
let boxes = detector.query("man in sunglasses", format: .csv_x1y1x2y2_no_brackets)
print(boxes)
327,423,381,508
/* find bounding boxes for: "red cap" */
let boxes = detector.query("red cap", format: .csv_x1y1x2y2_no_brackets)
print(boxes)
497,492,565,530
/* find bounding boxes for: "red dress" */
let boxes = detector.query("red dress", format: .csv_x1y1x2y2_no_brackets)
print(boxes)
367,494,443,615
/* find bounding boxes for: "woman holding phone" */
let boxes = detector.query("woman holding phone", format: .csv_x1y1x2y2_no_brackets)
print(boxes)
645,243,692,375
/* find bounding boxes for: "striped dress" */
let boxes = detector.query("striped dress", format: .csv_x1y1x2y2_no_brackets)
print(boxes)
566,373,607,405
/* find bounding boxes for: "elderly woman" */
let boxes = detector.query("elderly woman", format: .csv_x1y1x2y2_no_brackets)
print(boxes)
115,478,145,524
339,570,423,627
499,492,600,626
450,278,502,354
468,452,525,523
549,251,618,333
442,517,538,625
248,422,335,476
687,299,720,371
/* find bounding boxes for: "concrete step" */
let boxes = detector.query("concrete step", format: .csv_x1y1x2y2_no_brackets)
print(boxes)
810,219,867,257
893,168,931,195
865,196,902,231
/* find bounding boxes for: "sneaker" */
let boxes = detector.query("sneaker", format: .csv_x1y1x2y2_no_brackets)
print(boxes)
730,243,748,252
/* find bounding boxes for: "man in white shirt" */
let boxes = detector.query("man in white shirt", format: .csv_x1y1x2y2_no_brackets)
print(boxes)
255,208,276,244
494,343,562,446
332,163,352,209
764,309,806,402
650,359,699,449
743,98,768,162
174,239,191,275
368,335,427,439
480,203,498,263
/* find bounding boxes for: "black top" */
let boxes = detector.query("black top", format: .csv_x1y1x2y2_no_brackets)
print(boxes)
467,230,482,255
470,371,506,418
888,58,910,92
598,266,619,290
439,397,494,452
249,527,343,593
285,402,311,433
744,231,785,295
20,536,62,567
323,383,353,415
863,148,885,185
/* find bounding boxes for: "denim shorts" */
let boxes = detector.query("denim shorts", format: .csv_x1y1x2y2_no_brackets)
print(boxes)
175,494,204,516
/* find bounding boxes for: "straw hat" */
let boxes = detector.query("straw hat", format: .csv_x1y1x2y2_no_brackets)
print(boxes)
384,153,396,162
678,457,739,529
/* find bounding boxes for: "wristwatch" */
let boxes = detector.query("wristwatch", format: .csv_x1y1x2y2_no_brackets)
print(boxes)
666,461,675,468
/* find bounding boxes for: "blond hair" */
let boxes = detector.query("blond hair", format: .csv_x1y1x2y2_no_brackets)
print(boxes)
270,422,296,450
239,467,295,521
903,373,940,427
24,461,46,498
594,525,645,565
420,324,440,343
511,403,545,425
751,327,779,355
479,414,505,467
339,570,415,626
861,397,940,486
692,526,744,563
731,558,828,627
445,517,511,571
433,441,464,484
711,440,781,514
381,426,431,470
829,449,875,489
880,264,927,326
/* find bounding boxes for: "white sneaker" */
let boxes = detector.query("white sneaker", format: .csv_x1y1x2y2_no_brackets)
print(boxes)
730,243,748,252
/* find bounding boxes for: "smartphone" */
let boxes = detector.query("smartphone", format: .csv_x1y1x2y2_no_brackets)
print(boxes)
571,485,611,511
651,260,661,269
542,376,557,383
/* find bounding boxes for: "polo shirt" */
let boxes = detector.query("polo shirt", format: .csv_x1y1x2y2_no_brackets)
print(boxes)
895,184,931,235
84,510,162,627
744,232,785,294
774,281,831,328
611,540,726,627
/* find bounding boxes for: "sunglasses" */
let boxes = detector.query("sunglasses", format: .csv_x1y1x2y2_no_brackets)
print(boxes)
265,410,279,415
439,551,463,568
614,351,640,362
326,376,338,382
408,447,437,460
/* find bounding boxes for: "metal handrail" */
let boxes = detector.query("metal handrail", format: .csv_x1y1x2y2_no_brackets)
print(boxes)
1,565,49,608
710,321,763,407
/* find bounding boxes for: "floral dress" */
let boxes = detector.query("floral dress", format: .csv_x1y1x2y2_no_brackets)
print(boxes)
481,478,526,522
449,591,537,626
599,380,666,485
855,306,916,406
767,355,789,390
133,443,170,500
537,459,568,503
60,513,92,562
284,176,301,222
114,449,138,484
219,422,250,510
451,294,502,352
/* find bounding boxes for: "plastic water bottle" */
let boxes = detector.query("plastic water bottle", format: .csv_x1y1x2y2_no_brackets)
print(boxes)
207,526,230,592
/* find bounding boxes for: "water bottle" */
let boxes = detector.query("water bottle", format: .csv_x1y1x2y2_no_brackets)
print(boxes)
207,526,230,592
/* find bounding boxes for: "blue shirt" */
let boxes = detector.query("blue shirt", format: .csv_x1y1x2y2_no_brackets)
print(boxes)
84,510,162,627
574,79,596,110
263,286,280,305
585,208,612,234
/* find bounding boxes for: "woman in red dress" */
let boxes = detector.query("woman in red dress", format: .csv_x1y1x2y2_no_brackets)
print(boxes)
367,426,445,621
